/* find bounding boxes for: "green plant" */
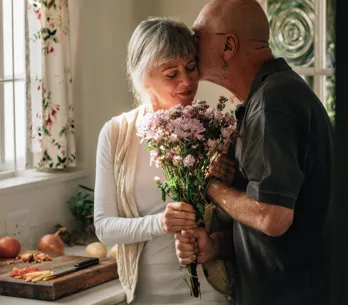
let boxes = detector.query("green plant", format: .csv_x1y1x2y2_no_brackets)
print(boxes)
67,184,94,226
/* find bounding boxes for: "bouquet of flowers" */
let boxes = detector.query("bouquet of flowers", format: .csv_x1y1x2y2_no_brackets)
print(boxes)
137,96,237,297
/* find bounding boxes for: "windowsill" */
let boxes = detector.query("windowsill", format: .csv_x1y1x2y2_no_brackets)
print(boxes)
0,168,91,195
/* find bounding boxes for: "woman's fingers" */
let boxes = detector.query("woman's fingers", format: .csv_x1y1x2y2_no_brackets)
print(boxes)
162,202,197,234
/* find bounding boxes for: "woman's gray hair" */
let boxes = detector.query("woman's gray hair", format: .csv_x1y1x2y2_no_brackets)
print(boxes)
127,17,197,104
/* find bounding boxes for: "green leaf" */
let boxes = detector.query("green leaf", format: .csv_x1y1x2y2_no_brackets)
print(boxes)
79,185,94,192
76,200,84,208
161,188,167,202
196,174,206,187
43,126,51,136
47,29,57,36
57,156,67,164
59,128,66,136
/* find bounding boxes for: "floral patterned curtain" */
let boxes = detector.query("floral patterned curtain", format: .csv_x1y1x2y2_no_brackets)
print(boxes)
25,0,76,169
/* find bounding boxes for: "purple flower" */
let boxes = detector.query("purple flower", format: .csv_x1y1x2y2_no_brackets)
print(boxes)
183,155,195,167
149,148,160,166
168,117,206,140
182,106,194,118
221,125,234,139
214,108,222,121
207,139,219,151
204,107,216,119
154,132,163,142
136,96,237,181
150,148,160,158
173,155,182,165
170,134,178,142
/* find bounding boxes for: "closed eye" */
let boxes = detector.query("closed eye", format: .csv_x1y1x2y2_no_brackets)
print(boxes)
186,64,197,72
166,71,177,79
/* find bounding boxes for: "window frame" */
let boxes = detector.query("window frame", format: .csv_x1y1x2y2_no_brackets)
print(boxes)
0,0,26,178
0,0,5,170
268,0,334,106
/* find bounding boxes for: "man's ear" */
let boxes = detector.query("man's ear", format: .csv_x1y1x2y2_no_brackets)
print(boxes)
223,34,238,60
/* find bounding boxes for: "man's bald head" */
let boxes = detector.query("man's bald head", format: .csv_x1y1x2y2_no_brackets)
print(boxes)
193,0,274,100
194,0,269,44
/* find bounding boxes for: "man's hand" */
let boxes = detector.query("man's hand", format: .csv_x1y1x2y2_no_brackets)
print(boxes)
175,228,216,264
208,153,235,184
161,202,197,234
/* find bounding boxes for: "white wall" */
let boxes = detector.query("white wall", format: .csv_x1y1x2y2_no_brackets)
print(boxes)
71,0,140,172
0,179,86,249
70,0,160,175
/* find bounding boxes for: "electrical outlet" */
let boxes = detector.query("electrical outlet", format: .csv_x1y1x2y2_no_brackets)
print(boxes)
5,209,30,244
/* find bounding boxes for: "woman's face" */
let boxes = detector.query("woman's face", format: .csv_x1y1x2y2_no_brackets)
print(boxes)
144,56,199,111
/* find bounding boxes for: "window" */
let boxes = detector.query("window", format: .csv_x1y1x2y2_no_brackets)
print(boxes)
268,0,335,121
0,0,26,177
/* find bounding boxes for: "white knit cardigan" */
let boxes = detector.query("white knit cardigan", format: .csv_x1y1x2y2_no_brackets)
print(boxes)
110,105,146,303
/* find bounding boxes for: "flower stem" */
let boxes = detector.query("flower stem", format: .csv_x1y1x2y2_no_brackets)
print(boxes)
187,262,200,298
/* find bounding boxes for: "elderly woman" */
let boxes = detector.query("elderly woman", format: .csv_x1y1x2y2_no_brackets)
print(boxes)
94,17,229,305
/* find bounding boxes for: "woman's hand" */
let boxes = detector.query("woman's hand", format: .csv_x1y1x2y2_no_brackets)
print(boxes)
208,153,236,185
161,202,197,234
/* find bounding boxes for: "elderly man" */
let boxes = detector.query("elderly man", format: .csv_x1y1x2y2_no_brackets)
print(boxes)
162,0,333,305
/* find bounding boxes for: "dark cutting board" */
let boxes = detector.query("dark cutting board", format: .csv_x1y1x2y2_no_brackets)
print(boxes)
0,250,118,301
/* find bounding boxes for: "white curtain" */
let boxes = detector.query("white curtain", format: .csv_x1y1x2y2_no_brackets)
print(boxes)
25,0,76,169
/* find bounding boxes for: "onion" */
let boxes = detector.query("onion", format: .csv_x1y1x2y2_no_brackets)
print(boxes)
109,244,117,260
38,228,65,255
0,236,21,258
86,242,107,258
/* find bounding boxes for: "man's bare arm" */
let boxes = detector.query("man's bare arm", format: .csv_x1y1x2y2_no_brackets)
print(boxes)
207,179,294,237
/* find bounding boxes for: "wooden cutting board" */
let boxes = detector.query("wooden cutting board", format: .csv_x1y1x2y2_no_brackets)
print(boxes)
0,250,118,301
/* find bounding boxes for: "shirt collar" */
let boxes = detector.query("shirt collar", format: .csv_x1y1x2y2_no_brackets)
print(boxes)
234,58,291,131
246,57,292,104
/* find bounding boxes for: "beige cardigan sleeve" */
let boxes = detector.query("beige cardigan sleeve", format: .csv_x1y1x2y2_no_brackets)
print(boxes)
94,105,164,303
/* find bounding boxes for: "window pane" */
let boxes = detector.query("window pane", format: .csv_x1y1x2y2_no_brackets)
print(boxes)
2,0,13,78
300,75,314,89
326,0,335,68
0,82,4,164
2,0,24,79
15,81,26,161
4,82,14,161
268,0,315,68
4,81,26,166
326,75,335,123
14,0,25,77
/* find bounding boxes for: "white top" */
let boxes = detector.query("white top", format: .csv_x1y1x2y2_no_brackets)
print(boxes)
94,120,229,305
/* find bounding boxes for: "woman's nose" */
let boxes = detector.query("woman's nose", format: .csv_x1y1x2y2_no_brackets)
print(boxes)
180,72,193,87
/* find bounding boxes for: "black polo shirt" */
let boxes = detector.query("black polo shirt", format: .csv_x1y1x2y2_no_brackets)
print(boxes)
231,58,333,305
